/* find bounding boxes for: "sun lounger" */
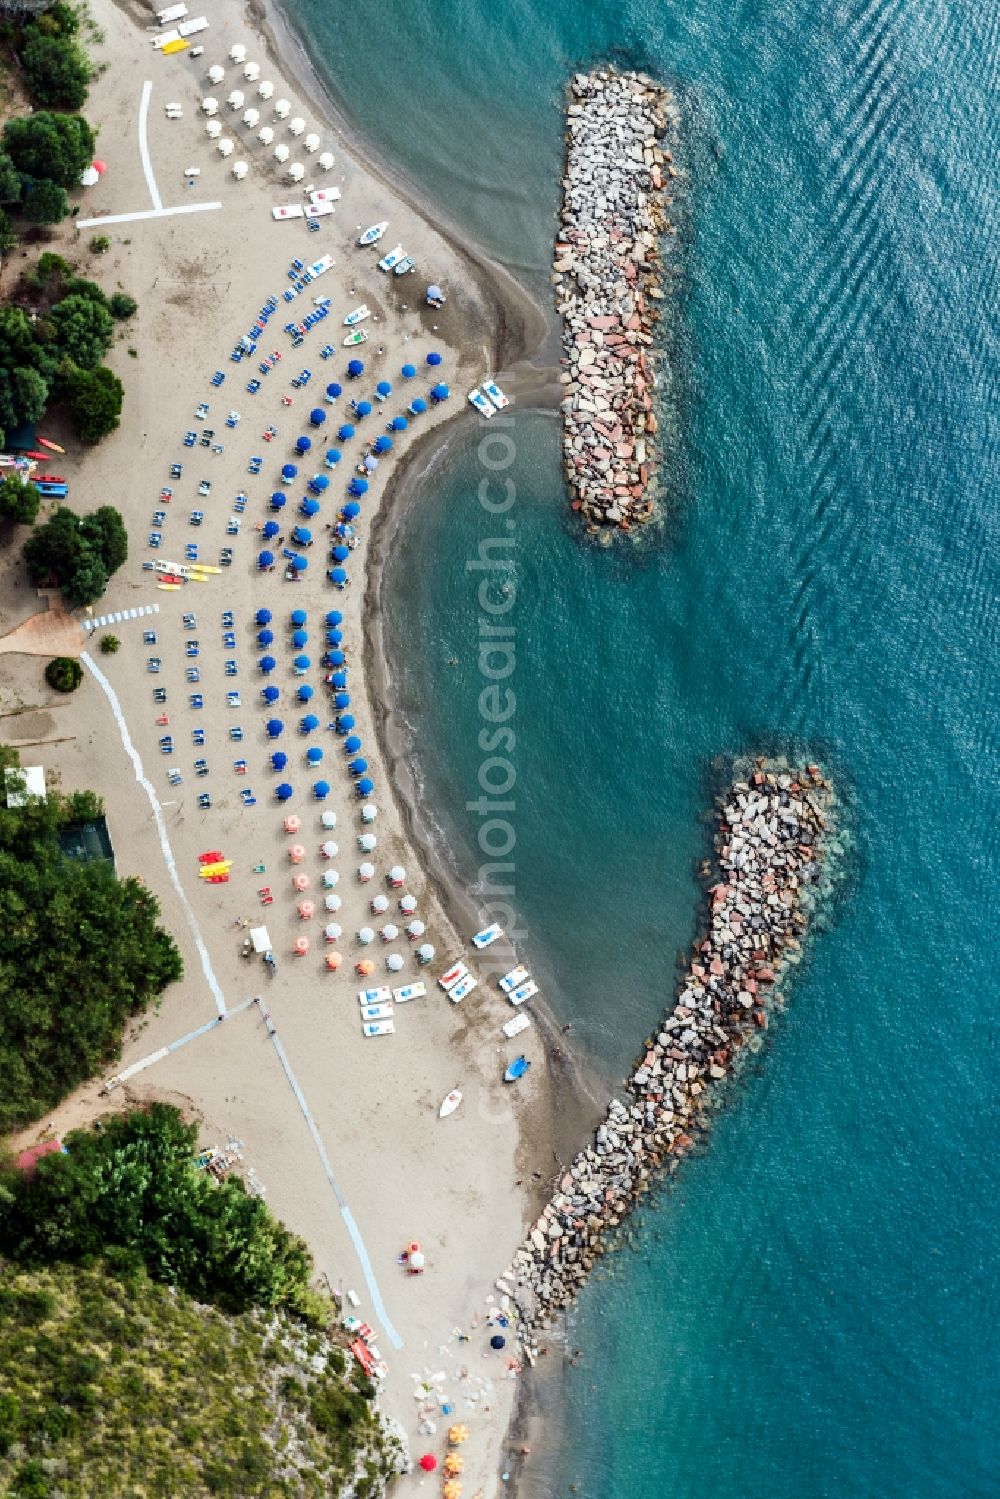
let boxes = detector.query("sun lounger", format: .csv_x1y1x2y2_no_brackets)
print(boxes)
392,982,426,1003
508,980,538,1007
438,962,469,993
448,973,478,1004
357,986,392,1005
362,1020,394,1037
360,1003,394,1022
503,1012,532,1039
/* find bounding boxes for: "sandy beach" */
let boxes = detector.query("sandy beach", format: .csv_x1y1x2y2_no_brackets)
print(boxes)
0,1,581,1491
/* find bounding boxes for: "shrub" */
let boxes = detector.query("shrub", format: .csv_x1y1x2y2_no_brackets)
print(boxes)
0,475,40,524
3,112,95,190
98,633,119,654
23,505,126,605
108,292,136,320
88,234,109,254
21,31,90,111
49,292,113,369
44,655,82,692
67,364,122,443
21,178,68,225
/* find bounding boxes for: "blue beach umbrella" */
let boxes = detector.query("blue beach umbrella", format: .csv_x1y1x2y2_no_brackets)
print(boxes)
313,779,330,800
300,497,320,517
290,553,308,571
329,566,347,586
390,415,408,432
309,407,327,427
270,751,287,770
325,630,343,647
332,544,350,562
269,492,286,511
354,400,372,418
337,423,355,441
373,435,392,454
262,519,280,539
266,718,284,738
431,383,450,402
306,746,324,765
291,628,308,647
275,782,293,801
348,758,368,776
309,474,329,495
401,363,416,379
327,649,346,667
331,670,348,690
325,382,342,403
292,526,312,546
325,610,343,626
325,448,342,467
348,478,368,496
281,463,298,482
409,397,428,415
293,654,311,670
375,380,392,398
347,359,364,378
258,654,276,673
255,608,272,625
262,684,280,703
300,713,319,732
356,776,374,797
257,628,274,646
295,435,312,455
343,735,362,753
334,691,350,709
290,609,307,626
335,714,354,733
297,684,314,701
257,550,275,569
426,351,442,366
342,501,361,519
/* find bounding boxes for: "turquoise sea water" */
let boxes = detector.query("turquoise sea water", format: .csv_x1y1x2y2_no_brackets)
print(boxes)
285,1,999,1494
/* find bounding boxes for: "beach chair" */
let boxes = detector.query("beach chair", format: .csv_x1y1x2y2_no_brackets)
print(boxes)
167,769,183,787
210,370,225,387
190,694,204,709
143,630,158,645
197,793,212,809
159,736,173,754
241,790,257,807
258,887,273,905
223,632,237,648
153,688,167,703
194,760,209,778
186,667,200,683
227,691,241,708
229,725,244,742
221,609,235,627
186,640,200,656
253,861,266,873
183,613,197,628
156,714,169,727
234,759,247,774
185,545,199,562
147,526,161,544
192,728,205,746
224,660,238,677
147,657,161,673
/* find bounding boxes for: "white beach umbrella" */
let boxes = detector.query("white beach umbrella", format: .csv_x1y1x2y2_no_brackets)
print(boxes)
381,923,399,943
318,151,335,171
229,43,247,63
207,64,225,85
386,953,404,972
242,107,259,128
324,893,341,912
416,943,435,964
322,870,339,888
321,810,337,829
79,165,99,186
370,894,389,915
218,138,235,157
205,120,222,139
288,163,305,182
227,90,245,110
320,840,338,859
358,833,377,853
244,62,261,82
389,865,406,886
288,116,305,136
358,862,375,882
257,126,274,146
360,802,377,823
357,927,375,946
399,894,417,914
201,97,219,115
406,919,426,939
257,80,274,100
231,160,248,181
274,98,291,119
324,922,342,942
273,143,290,164
303,133,320,153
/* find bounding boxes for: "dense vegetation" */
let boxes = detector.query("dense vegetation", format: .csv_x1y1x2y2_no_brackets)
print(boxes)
0,253,126,448
23,501,126,604
0,1259,400,1497
42,654,80,691
0,745,181,1131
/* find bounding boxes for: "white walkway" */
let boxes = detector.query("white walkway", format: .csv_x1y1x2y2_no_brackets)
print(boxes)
83,602,160,631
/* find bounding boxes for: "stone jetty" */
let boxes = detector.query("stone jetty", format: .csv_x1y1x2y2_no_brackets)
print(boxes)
555,69,680,532
499,759,836,1349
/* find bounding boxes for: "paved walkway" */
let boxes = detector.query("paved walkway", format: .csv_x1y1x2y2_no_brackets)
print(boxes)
0,607,86,658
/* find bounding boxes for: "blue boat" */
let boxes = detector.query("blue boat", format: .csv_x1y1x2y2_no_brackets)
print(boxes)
503,1056,531,1083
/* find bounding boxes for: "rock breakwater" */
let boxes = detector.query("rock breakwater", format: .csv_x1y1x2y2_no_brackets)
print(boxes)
499,759,837,1348
555,68,680,532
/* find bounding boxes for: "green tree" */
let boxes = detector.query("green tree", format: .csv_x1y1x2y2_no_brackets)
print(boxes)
108,292,136,320
62,550,107,607
22,503,78,586
49,293,113,368
44,656,82,692
21,178,68,224
79,505,127,572
21,33,90,110
0,152,21,206
0,211,17,256
0,475,40,525
66,364,122,442
23,504,127,600
10,366,48,422
3,112,95,190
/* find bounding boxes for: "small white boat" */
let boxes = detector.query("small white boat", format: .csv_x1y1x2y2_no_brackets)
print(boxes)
468,388,494,420
449,973,478,1004
343,329,369,346
439,1089,462,1118
360,1003,393,1022
503,1012,532,1040
438,962,468,993
482,379,510,410
344,304,371,326
499,965,529,994
393,255,415,276
357,986,392,1005
357,220,388,246
393,981,426,1003
377,243,405,272
362,1020,394,1037
472,923,504,950
508,979,538,1008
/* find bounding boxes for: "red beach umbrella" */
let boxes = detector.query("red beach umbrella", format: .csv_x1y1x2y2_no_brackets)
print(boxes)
92,159,107,173
418,1454,437,1472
